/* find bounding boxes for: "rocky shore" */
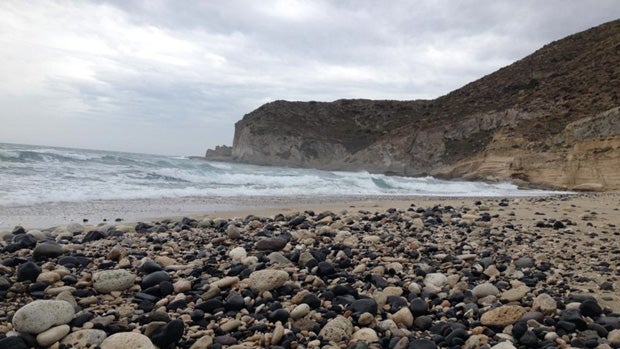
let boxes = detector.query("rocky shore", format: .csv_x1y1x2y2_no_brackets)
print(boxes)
0,194,619,349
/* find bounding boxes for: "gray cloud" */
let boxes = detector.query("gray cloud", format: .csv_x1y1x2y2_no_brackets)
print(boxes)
0,0,618,155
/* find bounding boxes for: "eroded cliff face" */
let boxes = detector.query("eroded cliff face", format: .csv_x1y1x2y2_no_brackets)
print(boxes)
230,20,620,191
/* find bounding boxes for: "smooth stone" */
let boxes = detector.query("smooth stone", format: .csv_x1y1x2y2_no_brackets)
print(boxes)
608,329,620,346
490,342,517,349
352,328,379,343
424,273,448,287
409,297,428,316
0,336,28,349
319,315,353,342
61,329,108,348
358,312,375,326
514,257,535,269
481,305,526,327
254,237,287,251
532,293,557,315
472,283,500,298
33,242,64,259
229,247,247,262
268,252,292,265
100,332,155,349
408,339,437,349
350,298,378,315
66,223,84,234
13,300,75,334
189,334,214,349
500,285,530,302
247,269,289,292
17,261,41,282
226,225,242,239
36,324,70,347
141,270,171,289
391,307,414,327
580,299,603,317
37,271,61,284
149,319,184,348
93,269,136,293
290,303,310,319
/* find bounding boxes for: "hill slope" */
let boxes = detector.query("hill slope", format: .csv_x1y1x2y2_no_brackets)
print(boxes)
231,20,620,190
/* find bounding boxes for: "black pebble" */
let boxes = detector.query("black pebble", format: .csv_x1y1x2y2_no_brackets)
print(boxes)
17,261,41,282
519,330,538,346
409,297,428,316
81,230,105,243
141,271,171,289
349,298,378,315
580,299,603,318
225,294,245,311
317,261,336,276
269,308,289,323
149,319,184,348
408,339,437,349
0,335,28,349
301,294,322,309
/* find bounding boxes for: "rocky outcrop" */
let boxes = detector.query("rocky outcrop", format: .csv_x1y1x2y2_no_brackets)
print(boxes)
231,20,620,190
204,145,233,161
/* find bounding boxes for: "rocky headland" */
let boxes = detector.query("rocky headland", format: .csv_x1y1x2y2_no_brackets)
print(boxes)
0,194,619,348
229,20,620,191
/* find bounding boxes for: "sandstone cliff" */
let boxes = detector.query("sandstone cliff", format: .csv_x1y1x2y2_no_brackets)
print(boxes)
232,20,620,190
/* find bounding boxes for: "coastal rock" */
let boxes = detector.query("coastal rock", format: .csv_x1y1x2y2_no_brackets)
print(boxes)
61,329,108,348
319,315,353,342
12,300,75,334
247,269,289,292
93,269,136,293
481,305,526,327
36,324,70,347
100,332,155,349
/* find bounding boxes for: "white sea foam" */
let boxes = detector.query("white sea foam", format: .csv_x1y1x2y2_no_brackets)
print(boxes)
0,142,569,206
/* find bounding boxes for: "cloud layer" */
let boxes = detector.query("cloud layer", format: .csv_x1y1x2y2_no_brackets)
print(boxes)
1,0,618,155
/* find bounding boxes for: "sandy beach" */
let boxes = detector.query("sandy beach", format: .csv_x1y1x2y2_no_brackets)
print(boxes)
0,193,619,348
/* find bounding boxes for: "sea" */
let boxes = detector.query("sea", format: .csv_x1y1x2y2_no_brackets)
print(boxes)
0,142,565,208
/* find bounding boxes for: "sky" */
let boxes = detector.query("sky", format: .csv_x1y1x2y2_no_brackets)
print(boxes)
0,1,618,156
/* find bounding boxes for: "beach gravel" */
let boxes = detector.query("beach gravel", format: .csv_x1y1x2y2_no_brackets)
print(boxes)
0,194,618,348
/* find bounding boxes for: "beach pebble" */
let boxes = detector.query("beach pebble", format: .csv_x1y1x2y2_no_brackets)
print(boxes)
189,335,214,349
514,257,534,269
93,269,136,293
66,223,84,234
33,242,64,259
608,329,620,346
391,307,414,327
490,341,517,349
255,237,287,251
61,329,108,348
37,271,61,284
352,328,379,343
226,225,242,239
319,315,353,342
141,270,171,288
424,273,447,287
472,283,500,298
229,247,247,262
12,300,75,334
290,303,310,319
149,319,184,348
481,305,526,327
100,332,155,349
247,269,289,292
500,285,530,302
17,261,41,282
532,293,557,315
36,324,70,347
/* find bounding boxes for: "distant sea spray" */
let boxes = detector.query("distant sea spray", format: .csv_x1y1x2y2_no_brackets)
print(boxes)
0,143,565,206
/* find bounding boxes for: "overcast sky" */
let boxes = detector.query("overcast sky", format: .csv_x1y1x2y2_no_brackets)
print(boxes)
0,1,618,156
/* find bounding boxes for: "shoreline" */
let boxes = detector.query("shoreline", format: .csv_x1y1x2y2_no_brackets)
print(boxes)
0,193,583,231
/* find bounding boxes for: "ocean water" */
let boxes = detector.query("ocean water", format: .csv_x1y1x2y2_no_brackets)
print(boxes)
0,142,564,206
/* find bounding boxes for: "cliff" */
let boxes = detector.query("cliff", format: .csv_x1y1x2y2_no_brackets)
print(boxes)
232,19,620,190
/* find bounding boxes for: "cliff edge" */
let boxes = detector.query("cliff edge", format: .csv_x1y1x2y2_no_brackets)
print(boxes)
232,20,620,190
